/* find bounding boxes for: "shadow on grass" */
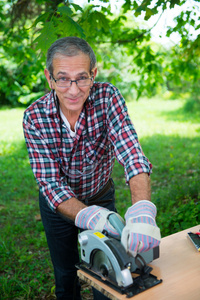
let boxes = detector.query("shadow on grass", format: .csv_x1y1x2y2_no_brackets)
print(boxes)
113,133,200,236
143,133,200,236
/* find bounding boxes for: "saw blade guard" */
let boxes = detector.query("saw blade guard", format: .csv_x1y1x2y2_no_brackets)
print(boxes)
78,230,133,288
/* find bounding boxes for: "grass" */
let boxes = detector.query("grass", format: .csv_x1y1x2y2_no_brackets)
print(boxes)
0,97,200,299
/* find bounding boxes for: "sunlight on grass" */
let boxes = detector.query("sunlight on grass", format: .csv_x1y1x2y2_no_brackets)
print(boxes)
127,98,200,138
0,108,38,202
0,108,24,141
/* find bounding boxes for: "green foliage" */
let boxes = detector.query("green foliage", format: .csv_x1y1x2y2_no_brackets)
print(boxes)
0,0,45,105
0,20,47,106
0,0,200,105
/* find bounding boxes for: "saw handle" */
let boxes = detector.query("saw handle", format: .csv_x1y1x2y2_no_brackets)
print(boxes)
108,213,125,237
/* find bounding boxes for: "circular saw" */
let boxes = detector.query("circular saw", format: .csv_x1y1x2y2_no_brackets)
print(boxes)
77,213,162,297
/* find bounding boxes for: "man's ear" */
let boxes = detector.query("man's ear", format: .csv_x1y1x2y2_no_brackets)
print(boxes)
92,67,97,80
44,69,53,89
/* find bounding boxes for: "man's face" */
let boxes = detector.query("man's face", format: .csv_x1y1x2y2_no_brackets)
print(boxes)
45,52,97,118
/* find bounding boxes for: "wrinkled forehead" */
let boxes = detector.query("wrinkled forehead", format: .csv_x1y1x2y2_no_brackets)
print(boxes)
52,53,91,76
52,51,91,72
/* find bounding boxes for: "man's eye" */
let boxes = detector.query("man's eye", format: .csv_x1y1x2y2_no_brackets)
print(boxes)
78,76,88,81
58,77,69,82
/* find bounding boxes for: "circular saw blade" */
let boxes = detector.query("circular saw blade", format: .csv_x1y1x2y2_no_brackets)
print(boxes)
91,250,117,284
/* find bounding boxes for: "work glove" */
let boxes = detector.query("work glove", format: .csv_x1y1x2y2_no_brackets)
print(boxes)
121,200,161,257
75,205,125,239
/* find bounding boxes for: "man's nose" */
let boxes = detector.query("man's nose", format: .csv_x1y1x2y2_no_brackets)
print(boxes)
68,81,80,94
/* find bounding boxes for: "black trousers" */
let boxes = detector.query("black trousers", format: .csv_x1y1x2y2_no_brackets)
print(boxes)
39,179,116,300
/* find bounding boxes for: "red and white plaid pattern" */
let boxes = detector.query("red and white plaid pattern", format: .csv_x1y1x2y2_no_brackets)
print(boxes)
23,82,152,211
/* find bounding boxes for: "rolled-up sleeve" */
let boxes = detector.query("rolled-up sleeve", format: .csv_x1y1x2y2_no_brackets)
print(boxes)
107,87,152,183
23,112,76,212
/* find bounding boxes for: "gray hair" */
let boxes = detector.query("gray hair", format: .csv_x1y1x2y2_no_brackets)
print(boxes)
46,36,97,75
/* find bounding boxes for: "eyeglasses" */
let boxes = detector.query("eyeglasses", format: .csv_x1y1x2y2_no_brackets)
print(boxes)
51,74,93,88
59,132,110,179
65,158,99,178
60,149,111,179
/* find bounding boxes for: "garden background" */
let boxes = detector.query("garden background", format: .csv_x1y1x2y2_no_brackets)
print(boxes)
0,0,200,299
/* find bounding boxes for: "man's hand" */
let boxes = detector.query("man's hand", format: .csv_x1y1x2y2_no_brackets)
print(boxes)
75,205,125,239
121,200,161,257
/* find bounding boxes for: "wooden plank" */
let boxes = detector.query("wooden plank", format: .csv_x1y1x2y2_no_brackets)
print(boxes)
78,269,126,300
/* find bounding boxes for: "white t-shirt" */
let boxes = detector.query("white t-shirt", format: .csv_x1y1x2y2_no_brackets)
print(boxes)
60,108,77,138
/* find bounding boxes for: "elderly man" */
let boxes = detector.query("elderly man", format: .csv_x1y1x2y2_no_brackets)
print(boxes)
23,36,160,300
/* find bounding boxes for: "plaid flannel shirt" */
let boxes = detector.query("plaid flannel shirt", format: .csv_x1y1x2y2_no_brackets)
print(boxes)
23,82,152,211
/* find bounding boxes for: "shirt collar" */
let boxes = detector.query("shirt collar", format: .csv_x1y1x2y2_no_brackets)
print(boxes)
46,90,58,116
86,84,96,108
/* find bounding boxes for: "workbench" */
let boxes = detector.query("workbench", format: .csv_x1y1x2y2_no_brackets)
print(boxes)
77,225,200,300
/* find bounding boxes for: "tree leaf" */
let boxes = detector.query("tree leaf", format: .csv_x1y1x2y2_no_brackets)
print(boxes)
144,8,155,20
70,3,83,12
29,11,52,29
57,6,73,17
57,16,85,38
34,22,57,54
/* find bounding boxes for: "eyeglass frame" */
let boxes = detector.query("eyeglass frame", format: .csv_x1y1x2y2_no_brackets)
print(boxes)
59,143,110,179
50,73,94,88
